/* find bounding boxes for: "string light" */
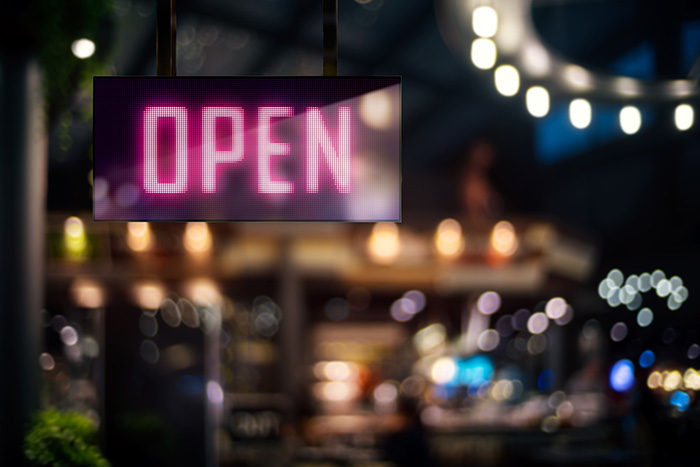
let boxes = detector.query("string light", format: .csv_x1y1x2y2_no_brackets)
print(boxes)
471,39,497,70
569,99,592,129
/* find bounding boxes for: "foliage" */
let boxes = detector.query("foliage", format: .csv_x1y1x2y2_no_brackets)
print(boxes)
31,0,114,122
24,408,110,467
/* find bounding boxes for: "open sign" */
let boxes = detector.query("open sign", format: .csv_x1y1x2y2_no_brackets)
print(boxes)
94,77,400,222
142,106,351,195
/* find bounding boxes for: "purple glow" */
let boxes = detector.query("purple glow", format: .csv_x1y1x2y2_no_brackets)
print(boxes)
94,77,400,221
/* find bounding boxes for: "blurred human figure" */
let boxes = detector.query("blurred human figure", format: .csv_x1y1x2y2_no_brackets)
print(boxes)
382,397,434,467
461,140,503,226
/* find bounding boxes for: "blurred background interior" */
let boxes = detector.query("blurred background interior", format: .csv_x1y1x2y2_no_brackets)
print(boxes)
3,0,700,465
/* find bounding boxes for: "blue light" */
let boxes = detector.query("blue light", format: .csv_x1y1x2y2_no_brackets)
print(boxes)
670,391,691,412
609,359,635,393
639,350,655,369
537,369,555,391
610,41,655,80
457,355,494,387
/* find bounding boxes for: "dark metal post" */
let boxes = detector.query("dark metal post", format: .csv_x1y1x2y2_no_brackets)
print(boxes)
323,0,338,76
278,239,305,423
0,54,45,464
157,0,177,76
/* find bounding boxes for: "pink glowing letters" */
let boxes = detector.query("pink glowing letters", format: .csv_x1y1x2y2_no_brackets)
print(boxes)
143,106,352,194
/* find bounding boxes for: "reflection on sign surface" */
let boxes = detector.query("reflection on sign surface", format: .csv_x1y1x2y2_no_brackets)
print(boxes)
94,77,400,221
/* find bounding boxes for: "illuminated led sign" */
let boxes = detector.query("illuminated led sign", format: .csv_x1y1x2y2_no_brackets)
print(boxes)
93,77,400,221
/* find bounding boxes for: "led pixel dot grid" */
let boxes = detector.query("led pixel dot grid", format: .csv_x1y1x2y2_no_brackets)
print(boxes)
93,77,401,222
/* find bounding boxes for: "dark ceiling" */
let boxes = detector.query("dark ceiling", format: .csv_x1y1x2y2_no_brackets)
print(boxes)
47,0,700,276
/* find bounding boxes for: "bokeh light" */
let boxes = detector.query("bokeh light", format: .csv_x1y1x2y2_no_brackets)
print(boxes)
71,38,96,59
494,65,520,97
431,357,457,385
569,99,592,129
490,221,518,256
675,103,694,131
472,6,498,38
477,291,501,315
619,106,642,135
471,38,497,70
609,359,635,393
367,222,400,264
434,218,465,258
527,312,549,334
526,86,550,117
639,350,655,368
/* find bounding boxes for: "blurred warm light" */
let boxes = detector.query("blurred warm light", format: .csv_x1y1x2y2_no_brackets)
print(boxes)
64,216,84,237
526,86,550,118
367,222,400,264
71,38,96,59
663,371,682,392
70,278,104,308
133,282,165,310
490,220,518,257
675,104,694,131
313,381,359,402
184,222,212,253
64,216,88,256
359,89,394,129
647,371,662,389
374,381,399,403
619,106,642,135
323,361,354,381
564,65,592,90
127,222,153,252
471,38,497,70
413,324,446,356
434,218,464,258
668,79,694,97
569,98,592,129
521,41,550,77
494,65,520,97
614,77,640,96
185,278,220,306
472,6,498,38
431,357,456,385
684,368,700,390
